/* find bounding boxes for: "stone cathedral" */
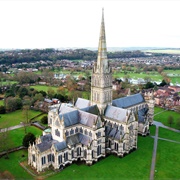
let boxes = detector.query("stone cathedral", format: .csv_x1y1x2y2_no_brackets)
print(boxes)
28,10,154,172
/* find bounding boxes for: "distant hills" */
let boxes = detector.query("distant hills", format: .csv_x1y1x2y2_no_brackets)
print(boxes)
1,47,180,52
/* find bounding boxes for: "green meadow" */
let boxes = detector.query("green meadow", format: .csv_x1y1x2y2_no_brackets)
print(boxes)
1,126,42,151
0,109,42,128
154,108,180,129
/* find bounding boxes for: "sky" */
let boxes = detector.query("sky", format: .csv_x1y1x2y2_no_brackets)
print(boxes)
0,0,180,49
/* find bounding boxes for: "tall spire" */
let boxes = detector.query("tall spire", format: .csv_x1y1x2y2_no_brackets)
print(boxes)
96,8,109,73
91,9,112,114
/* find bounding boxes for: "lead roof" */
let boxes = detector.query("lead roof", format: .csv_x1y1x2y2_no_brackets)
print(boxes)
112,93,145,108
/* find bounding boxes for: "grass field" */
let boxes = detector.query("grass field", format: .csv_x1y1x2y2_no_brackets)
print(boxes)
154,108,180,129
9,126,42,147
0,130,179,179
0,150,32,179
154,106,165,114
1,126,42,151
30,85,59,93
47,136,154,180
0,109,42,128
143,49,180,54
158,127,180,142
113,71,162,81
150,125,156,136
155,140,180,179
0,100,4,106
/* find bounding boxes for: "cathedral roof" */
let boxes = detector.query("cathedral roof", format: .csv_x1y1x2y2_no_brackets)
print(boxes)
59,110,79,127
112,93,145,108
75,98,90,109
104,105,129,123
66,133,92,146
138,105,149,123
80,105,99,115
59,103,76,114
36,141,52,152
54,141,67,151
58,108,98,128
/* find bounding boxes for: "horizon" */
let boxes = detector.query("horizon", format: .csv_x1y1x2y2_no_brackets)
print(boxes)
1,0,180,49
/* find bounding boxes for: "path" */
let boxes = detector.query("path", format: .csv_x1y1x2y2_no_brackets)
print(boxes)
150,126,159,180
0,124,29,133
154,109,167,116
150,120,180,180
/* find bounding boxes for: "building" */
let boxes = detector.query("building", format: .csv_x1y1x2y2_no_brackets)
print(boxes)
28,9,154,172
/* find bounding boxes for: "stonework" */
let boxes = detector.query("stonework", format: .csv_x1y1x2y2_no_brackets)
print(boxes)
28,9,154,172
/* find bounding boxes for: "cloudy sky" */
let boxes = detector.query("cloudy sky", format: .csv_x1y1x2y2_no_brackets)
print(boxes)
0,0,180,49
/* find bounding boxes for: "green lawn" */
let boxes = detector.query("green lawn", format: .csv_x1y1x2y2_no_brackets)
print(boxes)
0,99,4,106
0,109,42,128
113,71,162,82
6,126,42,149
143,49,180,54
30,85,58,93
158,127,180,142
154,106,165,114
154,109,180,129
0,149,33,179
155,140,180,179
150,125,156,136
47,136,154,180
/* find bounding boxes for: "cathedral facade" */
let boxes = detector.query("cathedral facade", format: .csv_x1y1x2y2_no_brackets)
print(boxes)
28,10,154,172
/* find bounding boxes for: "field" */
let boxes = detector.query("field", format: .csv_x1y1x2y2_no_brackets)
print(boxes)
0,127,179,179
0,150,32,179
155,141,180,179
1,126,42,151
154,107,180,129
0,99,4,106
113,70,180,84
143,49,180,54
0,109,42,128
30,85,58,93
158,127,180,142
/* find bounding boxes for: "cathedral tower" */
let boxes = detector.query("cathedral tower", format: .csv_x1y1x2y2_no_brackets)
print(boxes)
91,9,112,114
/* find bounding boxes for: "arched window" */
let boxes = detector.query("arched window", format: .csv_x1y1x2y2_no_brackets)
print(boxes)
70,129,74,135
85,129,88,135
71,150,74,159
97,145,101,156
65,131,69,137
84,150,87,158
77,147,81,156
108,140,111,148
114,142,119,151
58,155,62,164
75,127,78,133
64,152,68,161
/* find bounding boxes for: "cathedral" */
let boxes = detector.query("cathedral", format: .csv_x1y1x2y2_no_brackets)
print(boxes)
28,9,154,172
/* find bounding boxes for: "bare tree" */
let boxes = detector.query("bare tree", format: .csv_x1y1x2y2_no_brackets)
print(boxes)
167,115,174,127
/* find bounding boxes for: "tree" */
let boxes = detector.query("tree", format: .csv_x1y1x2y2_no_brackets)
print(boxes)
0,124,14,158
5,97,22,112
22,132,36,148
145,82,154,89
47,88,55,99
41,115,48,124
144,76,151,83
167,115,174,127
0,105,6,114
